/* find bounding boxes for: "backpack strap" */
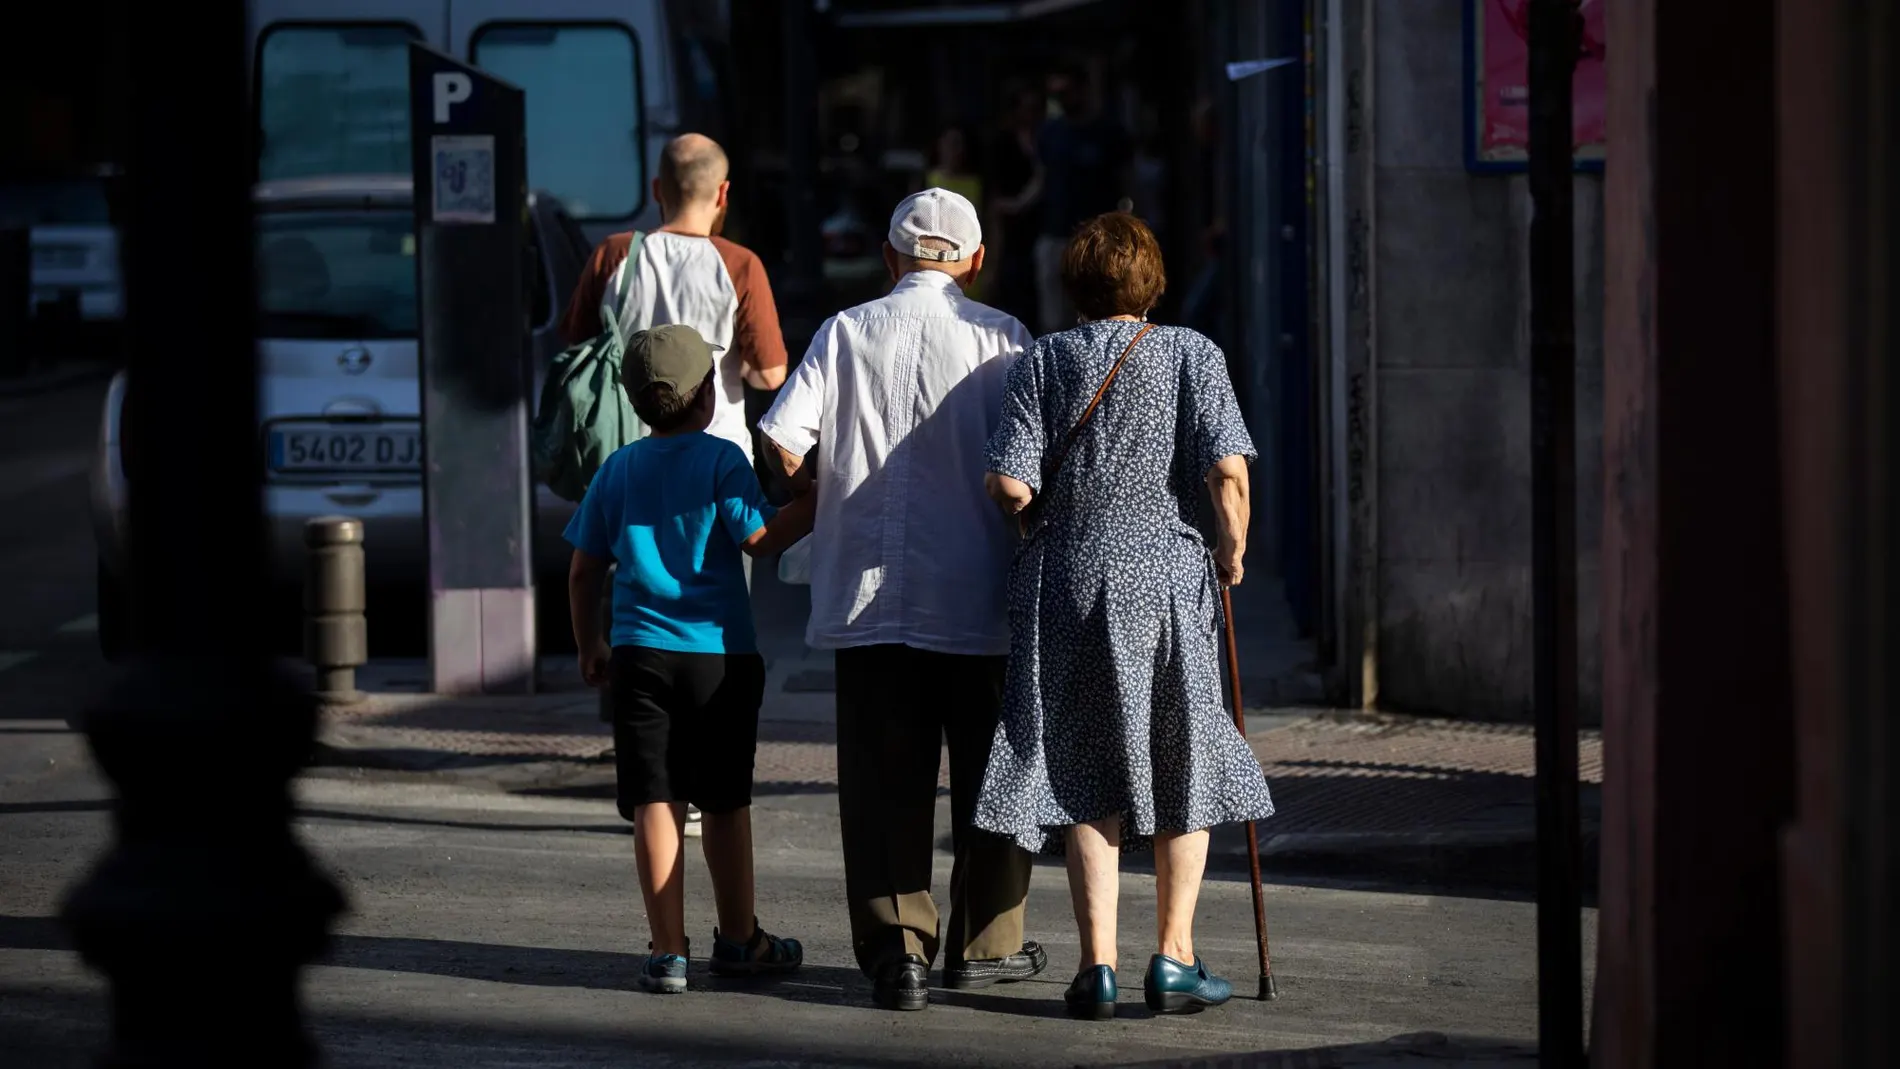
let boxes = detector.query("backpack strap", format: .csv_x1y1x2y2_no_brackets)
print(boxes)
600,230,645,339
1018,321,1155,536
601,303,623,350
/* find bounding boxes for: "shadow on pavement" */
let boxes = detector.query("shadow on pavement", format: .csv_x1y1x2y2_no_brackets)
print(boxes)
322,935,902,1016
0,799,109,817
0,913,65,952
293,805,630,838
307,742,599,774
0,980,984,1069
2,915,1540,1067
922,767,1601,905
510,776,842,803
0,972,1540,1069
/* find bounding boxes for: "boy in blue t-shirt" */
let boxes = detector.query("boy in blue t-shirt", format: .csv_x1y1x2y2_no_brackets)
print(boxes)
565,323,814,994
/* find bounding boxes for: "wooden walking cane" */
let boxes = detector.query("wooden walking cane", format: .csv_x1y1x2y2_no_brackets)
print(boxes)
1220,586,1278,1001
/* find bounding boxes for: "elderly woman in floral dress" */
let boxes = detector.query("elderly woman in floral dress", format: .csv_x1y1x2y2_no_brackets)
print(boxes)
975,212,1275,1020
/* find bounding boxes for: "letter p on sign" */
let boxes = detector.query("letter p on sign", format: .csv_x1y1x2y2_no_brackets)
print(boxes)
433,72,472,124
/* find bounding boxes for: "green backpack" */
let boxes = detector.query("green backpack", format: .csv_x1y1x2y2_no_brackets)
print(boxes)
531,298,648,503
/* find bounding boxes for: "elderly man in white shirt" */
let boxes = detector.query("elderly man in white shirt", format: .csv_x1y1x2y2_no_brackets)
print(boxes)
759,189,1042,1012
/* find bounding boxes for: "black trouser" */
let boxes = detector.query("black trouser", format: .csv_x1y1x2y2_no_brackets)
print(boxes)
835,644,1032,976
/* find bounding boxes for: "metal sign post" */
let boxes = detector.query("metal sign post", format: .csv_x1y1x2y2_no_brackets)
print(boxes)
1527,2,1584,1067
407,43,537,695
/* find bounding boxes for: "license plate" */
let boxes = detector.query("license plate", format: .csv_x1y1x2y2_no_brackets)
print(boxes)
33,246,89,270
268,424,421,473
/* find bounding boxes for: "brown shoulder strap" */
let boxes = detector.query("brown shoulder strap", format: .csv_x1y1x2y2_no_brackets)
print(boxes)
1043,321,1155,486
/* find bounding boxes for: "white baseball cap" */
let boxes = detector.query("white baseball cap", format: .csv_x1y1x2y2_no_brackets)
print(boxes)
887,187,982,262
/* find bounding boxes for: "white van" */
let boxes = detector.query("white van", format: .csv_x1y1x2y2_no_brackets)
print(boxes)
87,3,736,658
247,0,735,244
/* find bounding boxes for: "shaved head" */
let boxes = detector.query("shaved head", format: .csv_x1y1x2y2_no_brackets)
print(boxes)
658,134,730,208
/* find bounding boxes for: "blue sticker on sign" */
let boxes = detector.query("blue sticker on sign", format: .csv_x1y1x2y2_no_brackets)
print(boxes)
431,134,496,224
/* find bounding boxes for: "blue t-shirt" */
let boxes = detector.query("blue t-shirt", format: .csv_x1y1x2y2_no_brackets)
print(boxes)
563,433,774,654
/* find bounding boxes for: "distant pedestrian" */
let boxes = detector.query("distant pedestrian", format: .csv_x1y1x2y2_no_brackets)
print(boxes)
565,324,815,994
758,189,1043,1012
925,125,986,302
1031,67,1134,334
975,212,1275,1020
987,87,1046,325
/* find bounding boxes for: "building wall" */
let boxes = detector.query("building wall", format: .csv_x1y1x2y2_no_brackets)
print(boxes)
1362,0,1604,722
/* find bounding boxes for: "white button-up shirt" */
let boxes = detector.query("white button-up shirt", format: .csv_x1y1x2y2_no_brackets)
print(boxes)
759,270,1033,656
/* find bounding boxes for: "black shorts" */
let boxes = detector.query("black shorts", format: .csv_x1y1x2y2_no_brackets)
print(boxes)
610,645,765,820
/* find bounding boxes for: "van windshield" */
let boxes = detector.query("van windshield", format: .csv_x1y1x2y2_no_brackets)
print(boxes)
472,23,646,221
256,208,416,340
256,24,418,181
0,179,111,227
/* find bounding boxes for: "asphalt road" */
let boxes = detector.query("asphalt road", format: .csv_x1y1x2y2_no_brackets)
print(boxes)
1,726,1585,1068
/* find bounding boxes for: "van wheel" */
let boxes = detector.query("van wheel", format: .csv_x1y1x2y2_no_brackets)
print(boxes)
97,559,132,661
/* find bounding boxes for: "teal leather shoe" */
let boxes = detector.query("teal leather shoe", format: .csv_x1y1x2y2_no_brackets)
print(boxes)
1144,953,1233,1014
1064,964,1118,1020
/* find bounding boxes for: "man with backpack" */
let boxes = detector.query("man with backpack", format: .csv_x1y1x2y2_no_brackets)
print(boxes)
560,133,789,456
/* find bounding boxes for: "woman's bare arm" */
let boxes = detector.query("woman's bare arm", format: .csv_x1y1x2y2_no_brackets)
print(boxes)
986,471,1035,516
1206,454,1250,586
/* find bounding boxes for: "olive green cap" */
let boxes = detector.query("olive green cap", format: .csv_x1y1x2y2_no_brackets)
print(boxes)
622,323,721,396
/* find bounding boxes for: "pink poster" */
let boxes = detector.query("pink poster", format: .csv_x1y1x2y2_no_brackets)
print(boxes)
1473,0,1607,166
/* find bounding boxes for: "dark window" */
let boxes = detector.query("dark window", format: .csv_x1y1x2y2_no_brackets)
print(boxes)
256,208,416,340
683,36,720,105
680,36,735,142
0,179,111,227
256,23,420,181
472,23,645,221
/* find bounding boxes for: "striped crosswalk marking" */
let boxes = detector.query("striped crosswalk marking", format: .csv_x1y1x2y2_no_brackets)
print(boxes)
0,651,38,675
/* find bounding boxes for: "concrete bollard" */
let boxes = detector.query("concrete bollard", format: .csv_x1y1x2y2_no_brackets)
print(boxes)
304,516,367,702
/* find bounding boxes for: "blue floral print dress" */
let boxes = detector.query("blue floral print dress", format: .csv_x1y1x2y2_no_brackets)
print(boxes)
974,320,1277,854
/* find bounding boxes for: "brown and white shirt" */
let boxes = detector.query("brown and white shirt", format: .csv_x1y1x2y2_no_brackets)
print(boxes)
560,230,787,459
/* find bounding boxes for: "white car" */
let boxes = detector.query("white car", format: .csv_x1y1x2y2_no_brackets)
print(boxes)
1,168,123,325
90,174,593,658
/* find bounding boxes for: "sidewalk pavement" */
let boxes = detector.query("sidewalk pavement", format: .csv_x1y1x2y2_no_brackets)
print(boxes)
303,654,1603,893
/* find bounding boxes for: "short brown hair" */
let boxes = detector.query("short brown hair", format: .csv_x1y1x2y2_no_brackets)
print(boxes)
633,370,714,433
657,134,729,206
1061,212,1166,321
